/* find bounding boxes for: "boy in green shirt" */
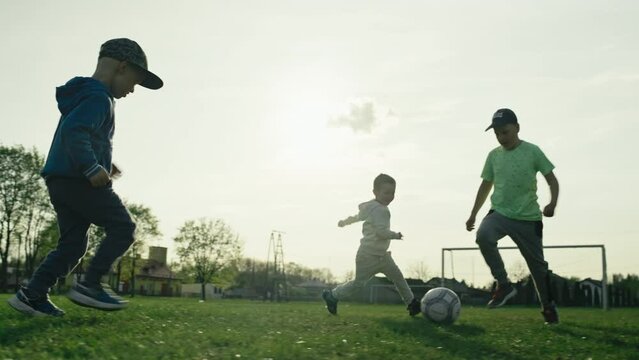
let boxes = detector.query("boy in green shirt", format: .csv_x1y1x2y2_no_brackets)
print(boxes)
466,108,560,324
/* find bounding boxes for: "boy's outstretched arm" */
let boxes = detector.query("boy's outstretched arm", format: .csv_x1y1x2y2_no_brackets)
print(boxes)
542,171,559,217
466,180,493,231
338,215,360,227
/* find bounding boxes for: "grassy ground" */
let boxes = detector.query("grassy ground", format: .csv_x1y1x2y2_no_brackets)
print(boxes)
1,295,638,360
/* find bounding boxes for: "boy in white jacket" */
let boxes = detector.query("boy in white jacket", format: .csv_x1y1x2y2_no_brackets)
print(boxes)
322,174,420,316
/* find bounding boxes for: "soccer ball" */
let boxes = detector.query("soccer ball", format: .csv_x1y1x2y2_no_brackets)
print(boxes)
420,287,461,324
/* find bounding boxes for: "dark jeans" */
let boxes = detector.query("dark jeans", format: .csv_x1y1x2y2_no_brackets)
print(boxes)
475,210,552,307
28,178,135,296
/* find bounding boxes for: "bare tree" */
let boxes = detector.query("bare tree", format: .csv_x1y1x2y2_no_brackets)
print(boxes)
174,218,242,301
342,270,355,283
18,183,55,281
24,218,58,278
408,260,431,281
507,260,530,282
0,145,43,291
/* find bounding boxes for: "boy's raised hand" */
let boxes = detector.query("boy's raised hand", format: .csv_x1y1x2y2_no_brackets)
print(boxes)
89,168,111,187
111,163,122,179
337,220,345,227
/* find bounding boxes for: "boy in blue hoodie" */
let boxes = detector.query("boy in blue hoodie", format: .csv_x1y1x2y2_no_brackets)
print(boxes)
322,174,421,316
8,38,163,316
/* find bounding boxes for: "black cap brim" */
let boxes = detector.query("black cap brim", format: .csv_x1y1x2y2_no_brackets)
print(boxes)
140,70,163,90
485,121,517,132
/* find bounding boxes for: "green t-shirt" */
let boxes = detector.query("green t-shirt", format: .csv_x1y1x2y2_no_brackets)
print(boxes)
481,141,555,221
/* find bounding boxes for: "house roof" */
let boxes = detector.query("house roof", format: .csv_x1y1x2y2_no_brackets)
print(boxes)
578,278,602,287
423,277,477,293
297,279,328,288
136,259,181,280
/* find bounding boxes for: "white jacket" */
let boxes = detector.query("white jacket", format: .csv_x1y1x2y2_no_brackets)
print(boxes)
340,199,401,256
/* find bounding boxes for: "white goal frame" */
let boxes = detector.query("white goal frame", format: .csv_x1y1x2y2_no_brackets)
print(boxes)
441,245,608,310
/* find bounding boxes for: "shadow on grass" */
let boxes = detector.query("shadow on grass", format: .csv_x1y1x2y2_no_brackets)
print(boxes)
548,323,639,352
568,322,639,337
378,318,527,360
0,313,105,345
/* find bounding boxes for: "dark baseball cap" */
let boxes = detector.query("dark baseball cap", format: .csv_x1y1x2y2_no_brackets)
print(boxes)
485,108,517,131
99,38,163,90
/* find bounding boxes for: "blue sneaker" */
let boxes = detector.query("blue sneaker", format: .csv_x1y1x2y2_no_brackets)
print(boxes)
7,287,65,317
67,282,128,311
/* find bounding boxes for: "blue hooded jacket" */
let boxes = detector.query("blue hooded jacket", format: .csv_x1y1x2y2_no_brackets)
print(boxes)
41,77,115,180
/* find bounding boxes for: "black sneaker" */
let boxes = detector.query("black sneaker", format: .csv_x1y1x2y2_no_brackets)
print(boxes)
407,298,421,316
322,289,338,315
7,287,65,317
541,303,559,324
67,282,128,311
487,283,517,308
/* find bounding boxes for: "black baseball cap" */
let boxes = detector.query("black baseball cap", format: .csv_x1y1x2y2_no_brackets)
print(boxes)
99,38,163,90
485,108,517,131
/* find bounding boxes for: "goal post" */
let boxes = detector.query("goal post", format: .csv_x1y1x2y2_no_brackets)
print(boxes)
441,244,608,310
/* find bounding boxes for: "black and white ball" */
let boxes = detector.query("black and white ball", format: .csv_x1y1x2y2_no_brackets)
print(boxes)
420,287,461,324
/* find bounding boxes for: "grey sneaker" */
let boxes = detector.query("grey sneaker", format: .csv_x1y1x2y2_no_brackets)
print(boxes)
7,287,65,317
67,282,128,311
322,289,338,315
487,283,517,308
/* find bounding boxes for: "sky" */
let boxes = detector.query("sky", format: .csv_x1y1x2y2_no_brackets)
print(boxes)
1,1,638,287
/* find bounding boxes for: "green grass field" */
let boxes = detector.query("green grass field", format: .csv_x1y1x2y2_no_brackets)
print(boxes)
1,295,638,360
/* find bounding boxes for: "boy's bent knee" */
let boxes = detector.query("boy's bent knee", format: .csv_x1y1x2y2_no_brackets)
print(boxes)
475,230,497,247
108,220,136,244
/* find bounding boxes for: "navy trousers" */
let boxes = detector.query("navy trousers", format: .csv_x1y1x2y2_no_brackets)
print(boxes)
28,178,135,296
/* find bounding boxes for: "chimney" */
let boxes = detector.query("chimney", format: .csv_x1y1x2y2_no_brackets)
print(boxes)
148,246,167,265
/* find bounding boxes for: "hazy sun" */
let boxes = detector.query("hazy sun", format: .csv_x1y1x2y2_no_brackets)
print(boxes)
267,65,353,170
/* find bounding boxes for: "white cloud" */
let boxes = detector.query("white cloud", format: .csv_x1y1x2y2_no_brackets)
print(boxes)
328,98,397,134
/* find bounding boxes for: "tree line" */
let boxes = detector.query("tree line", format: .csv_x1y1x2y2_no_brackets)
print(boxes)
0,144,335,299
6,144,632,304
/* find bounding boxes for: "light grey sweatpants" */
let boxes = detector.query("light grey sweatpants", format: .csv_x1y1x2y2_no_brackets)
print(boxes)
332,250,414,305
476,210,552,307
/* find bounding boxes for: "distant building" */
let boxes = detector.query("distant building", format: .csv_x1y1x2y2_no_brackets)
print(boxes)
424,277,490,305
363,277,425,304
131,246,181,296
578,278,603,307
297,278,329,291
355,277,428,304
345,276,491,305
290,278,330,301
181,283,223,299
6,267,20,288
